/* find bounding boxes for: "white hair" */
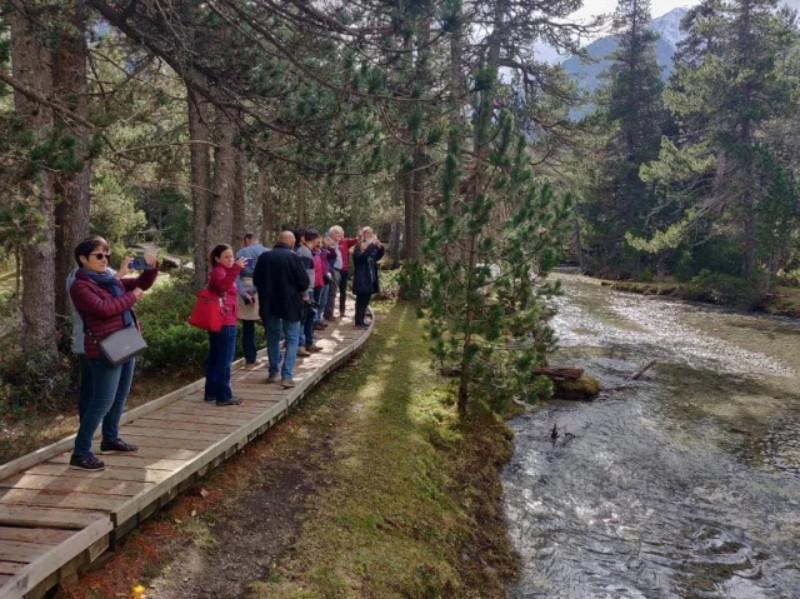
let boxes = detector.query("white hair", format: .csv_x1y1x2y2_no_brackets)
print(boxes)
329,225,344,235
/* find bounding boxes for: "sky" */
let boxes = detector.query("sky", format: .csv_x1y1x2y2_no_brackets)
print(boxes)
575,0,800,21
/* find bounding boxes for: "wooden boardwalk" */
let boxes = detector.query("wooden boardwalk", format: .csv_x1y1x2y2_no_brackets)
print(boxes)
0,301,372,599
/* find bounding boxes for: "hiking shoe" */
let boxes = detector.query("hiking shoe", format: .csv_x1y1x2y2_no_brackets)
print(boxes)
100,438,138,454
216,398,243,407
306,344,323,352
296,346,310,357
70,454,105,471
204,396,216,402
280,378,296,388
266,374,280,384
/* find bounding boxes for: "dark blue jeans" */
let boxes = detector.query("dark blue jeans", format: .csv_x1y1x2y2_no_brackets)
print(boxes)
302,301,315,347
339,270,349,314
205,325,237,402
265,316,301,379
74,356,135,458
241,319,257,364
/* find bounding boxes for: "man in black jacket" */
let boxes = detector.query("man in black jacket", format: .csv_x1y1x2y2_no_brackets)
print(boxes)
253,231,310,388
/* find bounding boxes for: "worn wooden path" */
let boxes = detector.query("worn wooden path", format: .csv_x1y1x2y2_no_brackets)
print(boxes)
0,299,372,599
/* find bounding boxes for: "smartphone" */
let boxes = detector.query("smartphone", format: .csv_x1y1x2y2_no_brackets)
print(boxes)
129,256,154,270
244,257,254,268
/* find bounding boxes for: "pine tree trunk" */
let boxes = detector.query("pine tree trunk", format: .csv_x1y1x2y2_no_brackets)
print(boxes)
402,168,417,260
10,4,57,362
232,135,246,240
209,106,236,249
257,170,273,244
187,85,212,287
296,176,306,227
52,1,90,321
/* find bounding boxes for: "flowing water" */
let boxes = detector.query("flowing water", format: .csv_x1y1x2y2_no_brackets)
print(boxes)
504,275,800,599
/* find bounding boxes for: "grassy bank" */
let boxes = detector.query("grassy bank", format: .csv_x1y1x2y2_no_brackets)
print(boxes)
246,301,517,599
600,278,800,318
58,300,518,599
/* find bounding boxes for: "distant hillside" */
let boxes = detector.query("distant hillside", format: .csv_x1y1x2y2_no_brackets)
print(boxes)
562,7,688,106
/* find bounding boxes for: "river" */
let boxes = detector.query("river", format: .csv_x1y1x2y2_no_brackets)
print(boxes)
503,275,800,599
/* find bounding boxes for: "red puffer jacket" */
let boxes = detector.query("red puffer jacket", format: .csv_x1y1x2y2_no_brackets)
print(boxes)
70,267,159,359
207,263,242,326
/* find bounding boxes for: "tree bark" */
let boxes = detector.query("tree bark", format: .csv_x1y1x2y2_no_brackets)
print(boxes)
232,131,246,241
257,169,273,244
209,105,237,248
296,175,306,227
52,0,91,321
187,85,213,286
10,3,57,360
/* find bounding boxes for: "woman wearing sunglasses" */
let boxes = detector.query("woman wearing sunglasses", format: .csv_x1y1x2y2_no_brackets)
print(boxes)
68,237,159,471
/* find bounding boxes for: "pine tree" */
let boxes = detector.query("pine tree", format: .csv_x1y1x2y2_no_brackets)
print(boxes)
580,0,667,276
423,79,570,413
635,0,798,286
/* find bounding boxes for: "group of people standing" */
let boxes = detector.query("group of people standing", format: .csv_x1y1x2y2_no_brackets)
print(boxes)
205,225,384,401
65,225,382,472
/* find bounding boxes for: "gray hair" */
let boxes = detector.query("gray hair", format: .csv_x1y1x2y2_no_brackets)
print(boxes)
329,225,344,236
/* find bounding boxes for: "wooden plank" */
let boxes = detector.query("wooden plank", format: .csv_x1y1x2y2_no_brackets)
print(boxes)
161,403,269,417
0,381,204,484
112,435,211,451
0,506,104,529
0,563,22,576
25,463,172,484
118,424,226,442
90,446,199,461
49,454,188,472
0,541,54,564
0,474,152,497
135,411,253,426
118,378,206,428
112,400,288,526
124,418,239,433
0,515,110,599
0,489,121,512
155,404,267,420
0,528,72,546
230,382,292,393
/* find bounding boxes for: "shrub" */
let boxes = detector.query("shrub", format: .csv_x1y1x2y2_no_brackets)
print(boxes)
691,270,766,309
135,277,265,372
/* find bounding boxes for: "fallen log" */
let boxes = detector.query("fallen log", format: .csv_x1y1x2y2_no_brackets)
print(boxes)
532,366,584,381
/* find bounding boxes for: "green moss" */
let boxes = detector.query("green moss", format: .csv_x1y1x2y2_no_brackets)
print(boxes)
554,374,601,400
246,301,517,599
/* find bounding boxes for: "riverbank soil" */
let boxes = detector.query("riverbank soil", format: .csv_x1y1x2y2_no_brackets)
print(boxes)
56,301,517,599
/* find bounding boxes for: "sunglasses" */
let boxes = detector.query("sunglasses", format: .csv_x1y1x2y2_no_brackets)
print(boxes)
90,252,111,261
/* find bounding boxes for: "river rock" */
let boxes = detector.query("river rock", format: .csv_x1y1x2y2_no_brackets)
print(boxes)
552,374,601,401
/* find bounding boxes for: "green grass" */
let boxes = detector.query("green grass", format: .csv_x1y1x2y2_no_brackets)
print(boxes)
246,300,517,599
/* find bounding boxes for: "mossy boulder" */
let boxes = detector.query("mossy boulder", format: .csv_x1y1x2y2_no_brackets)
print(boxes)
553,374,601,401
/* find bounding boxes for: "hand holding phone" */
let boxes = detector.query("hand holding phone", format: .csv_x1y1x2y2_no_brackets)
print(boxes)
129,256,154,270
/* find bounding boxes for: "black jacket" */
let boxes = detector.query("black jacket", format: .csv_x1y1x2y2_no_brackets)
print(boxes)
352,243,385,295
254,244,310,321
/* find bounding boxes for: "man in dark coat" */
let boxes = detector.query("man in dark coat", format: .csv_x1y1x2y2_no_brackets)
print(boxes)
253,230,310,388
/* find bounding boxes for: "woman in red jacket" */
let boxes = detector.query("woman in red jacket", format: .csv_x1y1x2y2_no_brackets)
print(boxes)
204,244,247,407
69,237,159,471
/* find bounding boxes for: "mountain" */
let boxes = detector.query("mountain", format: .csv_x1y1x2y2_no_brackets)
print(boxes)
561,7,689,99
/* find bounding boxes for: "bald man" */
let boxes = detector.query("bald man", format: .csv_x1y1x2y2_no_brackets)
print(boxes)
253,231,310,388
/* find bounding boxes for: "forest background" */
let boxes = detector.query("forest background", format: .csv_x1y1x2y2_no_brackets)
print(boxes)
0,0,799,419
